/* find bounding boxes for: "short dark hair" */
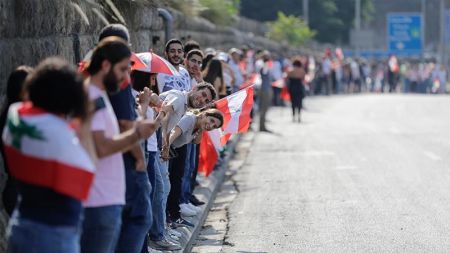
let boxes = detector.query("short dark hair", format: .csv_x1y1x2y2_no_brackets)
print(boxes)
292,59,302,68
184,40,200,55
165,39,183,53
6,65,33,105
87,36,131,75
99,24,130,42
195,82,217,101
186,49,204,60
130,70,150,92
27,57,87,119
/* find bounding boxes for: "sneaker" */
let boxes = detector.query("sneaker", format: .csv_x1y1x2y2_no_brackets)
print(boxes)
166,234,181,245
190,195,205,206
187,202,201,212
148,238,182,251
168,228,182,238
172,217,194,228
180,203,197,217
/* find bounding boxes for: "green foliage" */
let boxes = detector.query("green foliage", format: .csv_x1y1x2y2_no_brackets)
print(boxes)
198,0,240,25
267,12,316,47
241,0,376,44
362,0,375,24
164,0,204,16
164,0,240,26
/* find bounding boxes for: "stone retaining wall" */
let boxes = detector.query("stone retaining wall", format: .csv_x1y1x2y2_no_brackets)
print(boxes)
0,1,292,249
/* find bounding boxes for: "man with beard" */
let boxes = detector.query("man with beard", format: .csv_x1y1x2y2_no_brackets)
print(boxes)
180,49,206,215
184,49,204,87
157,39,191,92
80,37,157,253
158,82,217,227
91,25,155,253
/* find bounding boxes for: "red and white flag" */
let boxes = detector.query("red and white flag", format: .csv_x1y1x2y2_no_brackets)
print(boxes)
198,86,254,176
215,85,254,145
198,129,222,177
2,102,95,200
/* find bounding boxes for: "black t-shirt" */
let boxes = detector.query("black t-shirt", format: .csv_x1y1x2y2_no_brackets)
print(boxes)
108,84,139,170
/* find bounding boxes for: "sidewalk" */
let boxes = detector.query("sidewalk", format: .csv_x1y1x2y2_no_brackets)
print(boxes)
149,133,246,253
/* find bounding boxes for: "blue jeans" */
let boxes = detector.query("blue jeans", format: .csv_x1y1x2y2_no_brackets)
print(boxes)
159,159,170,226
147,151,165,241
7,215,80,253
80,205,123,253
115,169,152,253
181,143,196,204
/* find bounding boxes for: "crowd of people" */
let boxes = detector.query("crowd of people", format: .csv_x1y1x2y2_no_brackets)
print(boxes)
0,22,311,253
307,49,449,95
4,19,446,253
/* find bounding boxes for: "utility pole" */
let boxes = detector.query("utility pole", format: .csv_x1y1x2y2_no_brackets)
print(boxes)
440,0,446,68
421,0,426,60
355,0,361,57
355,0,361,31
303,0,309,26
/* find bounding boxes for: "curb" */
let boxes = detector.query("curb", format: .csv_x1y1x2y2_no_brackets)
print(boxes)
152,135,241,253
182,134,241,253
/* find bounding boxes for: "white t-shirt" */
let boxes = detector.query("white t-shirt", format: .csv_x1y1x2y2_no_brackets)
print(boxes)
157,66,191,93
229,60,244,88
322,58,332,75
159,89,188,138
84,85,125,207
190,77,198,88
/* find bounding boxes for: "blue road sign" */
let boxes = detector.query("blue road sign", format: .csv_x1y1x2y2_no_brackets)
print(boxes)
387,13,422,55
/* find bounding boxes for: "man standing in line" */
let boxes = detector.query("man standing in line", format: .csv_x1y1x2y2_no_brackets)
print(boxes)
81,36,157,253
255,50,274,132
158,83,217,227
157,39,191,92
180,49,205,212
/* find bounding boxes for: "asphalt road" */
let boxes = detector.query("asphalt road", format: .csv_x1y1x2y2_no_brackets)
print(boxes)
221,94,450,253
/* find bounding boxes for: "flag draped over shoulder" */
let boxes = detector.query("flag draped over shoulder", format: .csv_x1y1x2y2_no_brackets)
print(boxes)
198,86,254,176
2,102,95,201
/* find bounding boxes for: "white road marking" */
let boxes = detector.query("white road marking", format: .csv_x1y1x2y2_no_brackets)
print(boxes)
335,165,358,170
423,151,442,161
389,127,401,134
299,150,336,157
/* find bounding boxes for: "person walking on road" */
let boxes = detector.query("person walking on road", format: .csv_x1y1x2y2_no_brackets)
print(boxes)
287,58,306,123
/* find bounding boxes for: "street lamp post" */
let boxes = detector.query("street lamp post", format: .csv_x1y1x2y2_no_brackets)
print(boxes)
421,0,426,60
440,0,446,68
355,0,361,57
303,0,309,26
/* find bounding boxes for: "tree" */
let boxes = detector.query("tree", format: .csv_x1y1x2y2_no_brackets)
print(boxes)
199,0,240,25
267,12,316,47
240,0,375,44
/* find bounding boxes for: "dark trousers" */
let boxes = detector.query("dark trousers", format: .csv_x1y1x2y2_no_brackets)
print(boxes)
190,144,200,192
116,168,152,253
259,89,272,131
167,145,187,220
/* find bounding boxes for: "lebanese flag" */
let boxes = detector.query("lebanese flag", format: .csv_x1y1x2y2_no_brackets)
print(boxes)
215,85,254,145
240,73,259,90
198,87,254,176
198,129,222,176
2,102,95,201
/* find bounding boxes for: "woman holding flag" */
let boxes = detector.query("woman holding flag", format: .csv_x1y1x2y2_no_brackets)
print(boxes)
161,108,223,225
161,108,224,161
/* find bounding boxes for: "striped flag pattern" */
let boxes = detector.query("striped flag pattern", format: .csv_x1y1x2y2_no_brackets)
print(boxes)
2,102,95,200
